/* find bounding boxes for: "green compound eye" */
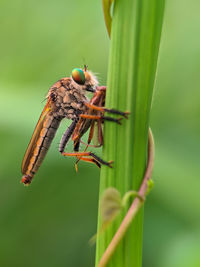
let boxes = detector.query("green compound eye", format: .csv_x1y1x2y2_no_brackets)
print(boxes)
72,68,86,85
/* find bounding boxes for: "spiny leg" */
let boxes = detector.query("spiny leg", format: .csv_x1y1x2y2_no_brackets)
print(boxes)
74,140,80,152
60,135,101,170
81,120,104,147
90,152,113,167
61,151,113,168
97,119,104,146
79,140,101,148
58,119,99,170
75,157,101,172
79,114,122,124
84,103,130,119
60,119,107,170
75,121,95,167
75,119,105,167
60,124,104,169
87,120,95,145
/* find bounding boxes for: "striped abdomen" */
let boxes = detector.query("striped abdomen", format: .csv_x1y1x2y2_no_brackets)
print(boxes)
21,113,62,185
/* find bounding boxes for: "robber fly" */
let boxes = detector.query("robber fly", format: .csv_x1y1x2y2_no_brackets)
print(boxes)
21,66,128,185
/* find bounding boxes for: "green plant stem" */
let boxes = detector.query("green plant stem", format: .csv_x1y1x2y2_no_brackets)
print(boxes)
95,1,165,266
98,129,154,267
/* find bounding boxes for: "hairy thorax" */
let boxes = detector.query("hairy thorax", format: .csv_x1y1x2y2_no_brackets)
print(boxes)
47,77,90,119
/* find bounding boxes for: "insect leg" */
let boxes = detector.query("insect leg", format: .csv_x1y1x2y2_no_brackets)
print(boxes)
74,140,80,152
97,119,104,146
61,151,113,168
59,119,78,153
85,103,129,119
60,124,101,169
87,121,95,145
79,114,122,124
75,121,96,167
78,119,104,147
76,157,101,168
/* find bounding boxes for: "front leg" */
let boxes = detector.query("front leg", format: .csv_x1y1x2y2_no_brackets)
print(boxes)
79,114,122,124
84,103,130,119
86,85,130,118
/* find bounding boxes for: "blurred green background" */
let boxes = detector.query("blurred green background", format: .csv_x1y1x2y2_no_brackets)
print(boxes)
0,0,199,266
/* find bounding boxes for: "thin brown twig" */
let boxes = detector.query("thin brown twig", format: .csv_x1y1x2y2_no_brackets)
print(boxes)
98,128,155,267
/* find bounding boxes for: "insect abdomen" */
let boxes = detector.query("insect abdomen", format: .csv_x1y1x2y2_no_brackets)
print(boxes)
21,116,61,185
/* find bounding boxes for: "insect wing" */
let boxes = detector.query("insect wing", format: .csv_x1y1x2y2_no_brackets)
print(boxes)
21,101,51,174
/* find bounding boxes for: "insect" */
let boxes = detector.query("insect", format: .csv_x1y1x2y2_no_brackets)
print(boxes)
70,86,129,170
21,66,128,185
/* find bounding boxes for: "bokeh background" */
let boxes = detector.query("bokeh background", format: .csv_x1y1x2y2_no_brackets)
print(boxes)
0,0,199,266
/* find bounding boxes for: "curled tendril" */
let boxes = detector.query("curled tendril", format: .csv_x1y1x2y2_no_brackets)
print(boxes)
98,129,155,267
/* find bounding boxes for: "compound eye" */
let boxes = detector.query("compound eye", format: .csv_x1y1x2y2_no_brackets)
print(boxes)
72,68,86,85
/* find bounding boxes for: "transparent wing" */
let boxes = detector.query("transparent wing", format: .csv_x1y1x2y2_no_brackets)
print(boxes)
21,100,52,174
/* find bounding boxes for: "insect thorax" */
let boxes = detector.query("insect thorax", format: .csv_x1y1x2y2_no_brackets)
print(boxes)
47,77,91,119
